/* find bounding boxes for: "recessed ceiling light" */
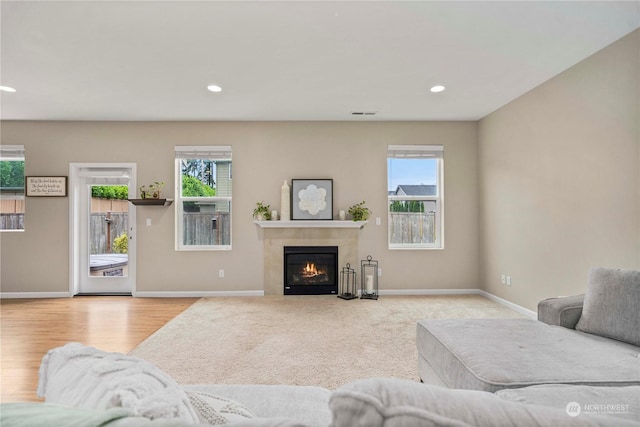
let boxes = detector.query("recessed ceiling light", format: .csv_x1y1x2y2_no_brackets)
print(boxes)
0,86,16,93
207,84,222,93
430,85,445,93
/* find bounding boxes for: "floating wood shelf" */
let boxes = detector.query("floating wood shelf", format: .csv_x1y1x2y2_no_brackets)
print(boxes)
254,220,367,229
128,198,173,206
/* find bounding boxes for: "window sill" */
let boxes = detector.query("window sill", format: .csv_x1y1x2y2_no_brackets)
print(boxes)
254,220,367,229
389,245,444,250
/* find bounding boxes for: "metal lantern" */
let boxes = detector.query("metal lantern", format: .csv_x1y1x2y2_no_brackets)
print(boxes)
338,263,358,300
360,255,379,300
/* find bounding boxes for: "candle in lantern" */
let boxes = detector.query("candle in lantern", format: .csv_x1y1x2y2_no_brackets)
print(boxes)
366,275,374,294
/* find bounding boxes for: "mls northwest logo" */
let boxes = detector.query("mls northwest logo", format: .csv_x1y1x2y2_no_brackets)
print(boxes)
566,402,581,417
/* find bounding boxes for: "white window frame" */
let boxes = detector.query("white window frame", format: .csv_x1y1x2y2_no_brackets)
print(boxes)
175,146,232,251
0,145,26,232
387,145,444,250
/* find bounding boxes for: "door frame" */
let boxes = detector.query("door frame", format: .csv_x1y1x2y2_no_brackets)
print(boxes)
69,163,137,296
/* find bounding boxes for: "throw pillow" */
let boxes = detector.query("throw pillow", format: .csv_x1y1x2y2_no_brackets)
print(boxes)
186,390,254,425
37,342,199,423
575,267,640,346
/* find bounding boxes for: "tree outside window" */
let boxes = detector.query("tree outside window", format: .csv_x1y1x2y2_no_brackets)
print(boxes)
0,146,25,231
175,146,232,250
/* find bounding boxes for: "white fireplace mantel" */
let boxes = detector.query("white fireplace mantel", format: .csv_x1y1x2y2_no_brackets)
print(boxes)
257,220,366,295
254,220,367,229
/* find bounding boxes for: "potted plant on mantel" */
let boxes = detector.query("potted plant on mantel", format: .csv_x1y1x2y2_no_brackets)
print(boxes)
348,201,371,221
253,201,272,221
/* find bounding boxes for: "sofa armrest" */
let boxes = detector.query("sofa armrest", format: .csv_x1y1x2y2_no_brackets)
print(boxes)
537,294,584,329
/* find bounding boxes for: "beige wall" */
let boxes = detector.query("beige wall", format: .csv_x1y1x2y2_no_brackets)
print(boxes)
4,31,637,308
0,121,479,294
478,30,640,311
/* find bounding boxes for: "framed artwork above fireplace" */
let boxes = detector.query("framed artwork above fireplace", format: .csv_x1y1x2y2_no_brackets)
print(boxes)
291,179,333,220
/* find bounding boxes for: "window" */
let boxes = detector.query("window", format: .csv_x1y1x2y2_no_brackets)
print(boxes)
0,145,25,231
388,145,443,249
175,146,232,250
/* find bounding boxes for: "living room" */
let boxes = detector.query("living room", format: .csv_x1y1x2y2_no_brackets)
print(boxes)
0,2,639,424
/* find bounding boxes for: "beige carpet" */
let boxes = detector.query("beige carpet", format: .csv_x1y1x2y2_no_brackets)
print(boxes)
129,295,524,390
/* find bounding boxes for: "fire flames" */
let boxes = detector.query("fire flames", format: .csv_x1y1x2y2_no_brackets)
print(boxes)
303,262,319,276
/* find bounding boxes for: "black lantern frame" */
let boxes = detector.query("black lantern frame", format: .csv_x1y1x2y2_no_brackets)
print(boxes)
360,255,379,300
338,263,357,300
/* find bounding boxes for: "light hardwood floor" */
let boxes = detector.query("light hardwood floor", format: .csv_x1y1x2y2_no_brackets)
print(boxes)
0,296,197,402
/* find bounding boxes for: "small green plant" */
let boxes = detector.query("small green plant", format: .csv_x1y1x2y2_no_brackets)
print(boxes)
140,181,165,199
113,232,128,254
253,201,272,220
348,201,371,221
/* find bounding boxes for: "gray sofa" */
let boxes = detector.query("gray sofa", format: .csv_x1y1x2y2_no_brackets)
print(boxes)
416,267,640,424
7,375,638,426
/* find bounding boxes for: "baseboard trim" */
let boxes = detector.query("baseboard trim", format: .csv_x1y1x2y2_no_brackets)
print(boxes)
477,290,537,319
0,292,72,299
132,290,265,298
379,289,480,296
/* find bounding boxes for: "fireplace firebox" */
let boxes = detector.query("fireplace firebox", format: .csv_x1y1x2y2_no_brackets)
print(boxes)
284,246,338,295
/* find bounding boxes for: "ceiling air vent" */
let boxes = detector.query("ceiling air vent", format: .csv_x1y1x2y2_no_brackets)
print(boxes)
351,112,377,116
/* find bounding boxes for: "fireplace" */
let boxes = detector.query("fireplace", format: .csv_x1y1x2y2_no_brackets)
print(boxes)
284,246,338,295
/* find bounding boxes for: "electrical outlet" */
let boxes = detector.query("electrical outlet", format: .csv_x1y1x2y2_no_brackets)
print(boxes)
506,276,512,286
378,268,382,277
219,269,224,278
501,274,506,285
375,217,381,225
146,218,152,226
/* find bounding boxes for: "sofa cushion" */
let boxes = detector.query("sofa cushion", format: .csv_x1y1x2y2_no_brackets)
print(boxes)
37,342,199,423
496,384,640,422
329,377,637,427
416,318,640,392
576,267,640,346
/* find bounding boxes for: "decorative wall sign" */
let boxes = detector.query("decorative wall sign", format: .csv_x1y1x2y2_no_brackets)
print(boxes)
291,179,333,220
26,176,67,197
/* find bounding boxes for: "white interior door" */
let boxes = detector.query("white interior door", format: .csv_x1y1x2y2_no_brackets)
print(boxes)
70,164,136,295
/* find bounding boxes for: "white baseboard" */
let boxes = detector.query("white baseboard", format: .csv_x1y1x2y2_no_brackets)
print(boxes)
0,292,72,299
132,290,264,298
477,290,537,319
379,289,480,296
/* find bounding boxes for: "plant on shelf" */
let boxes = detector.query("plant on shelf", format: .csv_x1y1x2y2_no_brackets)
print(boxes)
253,201,272,221
139,181,165,199
348,201,371,221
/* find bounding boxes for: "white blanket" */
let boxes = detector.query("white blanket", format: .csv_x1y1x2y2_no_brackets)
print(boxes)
37,342,199,424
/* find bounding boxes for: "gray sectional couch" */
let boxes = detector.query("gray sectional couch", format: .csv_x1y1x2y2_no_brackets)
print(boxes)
416,267,640,424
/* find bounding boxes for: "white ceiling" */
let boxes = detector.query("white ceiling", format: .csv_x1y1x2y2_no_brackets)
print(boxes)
1,1,638,122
